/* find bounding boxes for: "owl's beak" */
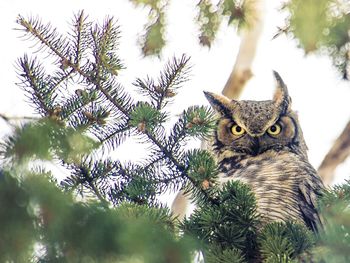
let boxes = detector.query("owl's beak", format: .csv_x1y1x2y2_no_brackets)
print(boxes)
251,135,272,155
251,137,261,155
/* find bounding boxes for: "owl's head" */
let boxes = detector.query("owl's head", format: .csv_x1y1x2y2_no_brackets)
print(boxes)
205,71,307,158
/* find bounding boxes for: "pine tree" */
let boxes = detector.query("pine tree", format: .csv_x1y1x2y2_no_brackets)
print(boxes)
1,11,215,262
0,10,350,263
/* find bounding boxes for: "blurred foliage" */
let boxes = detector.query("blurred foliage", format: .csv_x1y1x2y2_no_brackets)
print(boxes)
129,0,257,54
309,181,350,262
0,171,35,262
196,0,256,47
0,170,194,262
130,0,350,79
2,118,99,164
129,0,168,56
284,0,350,79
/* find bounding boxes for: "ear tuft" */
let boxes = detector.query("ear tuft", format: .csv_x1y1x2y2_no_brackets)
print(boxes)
272,71,291,111
203,91,234,115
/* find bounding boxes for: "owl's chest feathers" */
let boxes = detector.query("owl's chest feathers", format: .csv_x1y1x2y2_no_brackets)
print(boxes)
219,150,311,224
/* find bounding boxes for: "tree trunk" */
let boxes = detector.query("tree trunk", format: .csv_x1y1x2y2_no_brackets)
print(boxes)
318,120,350,186
222,0,265,99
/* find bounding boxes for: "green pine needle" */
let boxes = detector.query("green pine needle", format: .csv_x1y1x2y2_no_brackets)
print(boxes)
185,149,218,187
129,102,167,132
184,106,217,139
182,180,259,261
206,244,245,263
259,221,314,262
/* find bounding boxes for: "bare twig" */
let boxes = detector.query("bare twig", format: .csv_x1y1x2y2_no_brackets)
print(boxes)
318,120,350,186
0,113,38,123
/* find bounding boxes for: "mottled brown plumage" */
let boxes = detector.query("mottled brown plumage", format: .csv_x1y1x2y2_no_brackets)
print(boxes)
204,71,324,232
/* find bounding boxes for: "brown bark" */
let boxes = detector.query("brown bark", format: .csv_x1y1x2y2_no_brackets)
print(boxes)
318,120,350,186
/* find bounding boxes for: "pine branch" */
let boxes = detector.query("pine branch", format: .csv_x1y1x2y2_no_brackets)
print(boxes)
156,55,191,109
69,10,91,65
134,55,191,110
93,123,130,150
16,15,70,61
58,90,96,121
87,179,109,205
91,55,217,201
62,160,116,203
90,16,123,80
182,180,260,261
15,12,221,212
47,69,75,92
16,55,54,116
168,106,216,150
69,162,111,205
94,79,132,117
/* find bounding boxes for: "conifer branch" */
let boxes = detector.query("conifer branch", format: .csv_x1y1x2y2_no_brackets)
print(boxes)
94,82,130,117
97,126,130,145
58,91,96,121
15,13,221,208
16,15,69,62
17,56,54,115
48,69,75,92
63,162,112,205
156,55,191,110
144,129,219,205
134,55,191,110
87,180,109,205
71,10,90,65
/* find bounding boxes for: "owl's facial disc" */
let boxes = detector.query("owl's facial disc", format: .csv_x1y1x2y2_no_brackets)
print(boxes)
216,106,297,156
205,71,304,156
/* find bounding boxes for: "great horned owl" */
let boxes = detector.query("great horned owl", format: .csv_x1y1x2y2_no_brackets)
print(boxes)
204,71,324,232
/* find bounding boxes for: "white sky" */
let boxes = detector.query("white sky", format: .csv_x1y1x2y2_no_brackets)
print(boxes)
0,0,349,191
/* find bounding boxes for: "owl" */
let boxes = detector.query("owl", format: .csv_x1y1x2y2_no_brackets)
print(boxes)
204,71,324,232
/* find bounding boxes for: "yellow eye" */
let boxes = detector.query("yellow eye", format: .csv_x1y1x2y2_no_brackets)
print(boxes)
231,124,245,136
267,124,282,135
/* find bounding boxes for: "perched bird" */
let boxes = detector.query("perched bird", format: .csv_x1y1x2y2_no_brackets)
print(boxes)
204,71,324,232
